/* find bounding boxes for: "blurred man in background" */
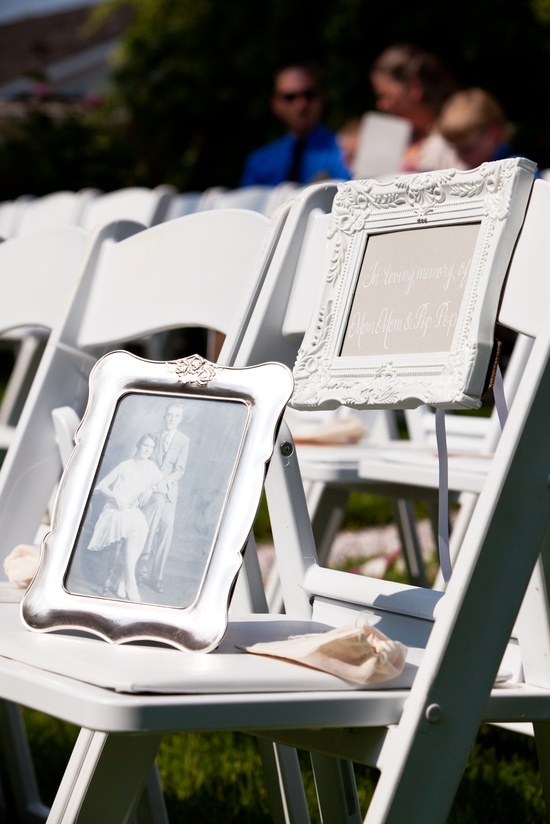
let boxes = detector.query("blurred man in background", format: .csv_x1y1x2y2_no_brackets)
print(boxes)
241,61,351,186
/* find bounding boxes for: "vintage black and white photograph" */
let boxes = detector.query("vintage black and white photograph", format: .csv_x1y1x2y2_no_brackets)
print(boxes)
65,390,249,609
21,352,293,651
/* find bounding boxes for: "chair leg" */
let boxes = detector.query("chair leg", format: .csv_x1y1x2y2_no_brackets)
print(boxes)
0,699,49,823
391,498,429,587
133,763,169,824
47,729,162,824
310,754,363,824
256,738,311,824
309,483,350,566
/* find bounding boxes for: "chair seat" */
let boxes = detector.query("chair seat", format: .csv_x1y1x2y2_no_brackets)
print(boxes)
0,600,419,695
0,599,539,739
358,446,492,494
297,441,492,495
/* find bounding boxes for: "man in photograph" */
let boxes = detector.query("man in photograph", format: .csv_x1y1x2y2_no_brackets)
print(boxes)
137,401,190,593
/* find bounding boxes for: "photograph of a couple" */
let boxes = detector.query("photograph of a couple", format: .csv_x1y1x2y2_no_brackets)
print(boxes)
65,391,249,609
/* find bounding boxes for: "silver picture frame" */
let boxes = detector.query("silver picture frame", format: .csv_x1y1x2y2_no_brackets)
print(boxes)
21,352,293,652
291,158,537,411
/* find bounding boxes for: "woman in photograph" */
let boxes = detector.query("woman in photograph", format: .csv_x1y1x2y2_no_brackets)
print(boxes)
87,433,163,600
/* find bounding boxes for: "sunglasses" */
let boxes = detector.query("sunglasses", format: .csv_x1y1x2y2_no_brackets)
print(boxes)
278,88,319,103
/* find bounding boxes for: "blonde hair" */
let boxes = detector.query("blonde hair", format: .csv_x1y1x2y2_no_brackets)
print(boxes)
438,88,510,143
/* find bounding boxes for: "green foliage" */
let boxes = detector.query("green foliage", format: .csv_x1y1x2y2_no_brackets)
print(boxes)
158,732,273,822
3,0,550,195
106,0,346,190
449,724,546,823
341,491,396,530
103,0,550,190
16,711,78,806
253,491,272,544
0,105,134,200
532,0,550,25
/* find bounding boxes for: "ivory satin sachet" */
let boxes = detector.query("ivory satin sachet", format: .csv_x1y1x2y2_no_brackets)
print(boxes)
242,615,407,685
4,544,40,588
285,408,366,445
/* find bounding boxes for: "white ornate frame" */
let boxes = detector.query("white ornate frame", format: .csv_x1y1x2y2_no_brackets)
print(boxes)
292,158,537,410
22,352,293,652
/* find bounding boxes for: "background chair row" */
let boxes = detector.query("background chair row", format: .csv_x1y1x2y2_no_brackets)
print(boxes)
0,108,422,240
0,179,307,462
0,181,306,240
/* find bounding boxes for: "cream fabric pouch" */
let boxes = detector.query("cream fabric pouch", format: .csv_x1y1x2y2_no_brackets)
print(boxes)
242,615,407,685
4,544,40,588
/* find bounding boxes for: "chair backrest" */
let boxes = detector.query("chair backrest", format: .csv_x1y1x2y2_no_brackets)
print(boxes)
0,224,99,485
163,192,203,221
222,183,338,371
14,190,98,237
0,208,277,564
0,197,33,239
199,186,276,214
264,182,302,216
76,209,270,349
196,186,229,211
0,225,91,334
78,186,175,231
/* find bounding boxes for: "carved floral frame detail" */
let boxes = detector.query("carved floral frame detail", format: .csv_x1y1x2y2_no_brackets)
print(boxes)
292,158,537,410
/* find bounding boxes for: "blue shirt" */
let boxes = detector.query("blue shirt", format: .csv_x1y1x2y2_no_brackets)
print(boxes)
240,124,351,186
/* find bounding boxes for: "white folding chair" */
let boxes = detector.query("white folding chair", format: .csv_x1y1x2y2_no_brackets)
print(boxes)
78,185,175,231
264,182,303,216
204,184,304,217
0,204,335,824
0,222,131,824
0,207,278,565
0,159,544,824
163,191,202,220
0,197,34,239
14,190,98,237
200,185,276,214
0,223,108,448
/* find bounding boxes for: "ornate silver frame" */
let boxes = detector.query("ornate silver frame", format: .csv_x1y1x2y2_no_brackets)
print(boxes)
292,158,537,411
22,352,293,652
